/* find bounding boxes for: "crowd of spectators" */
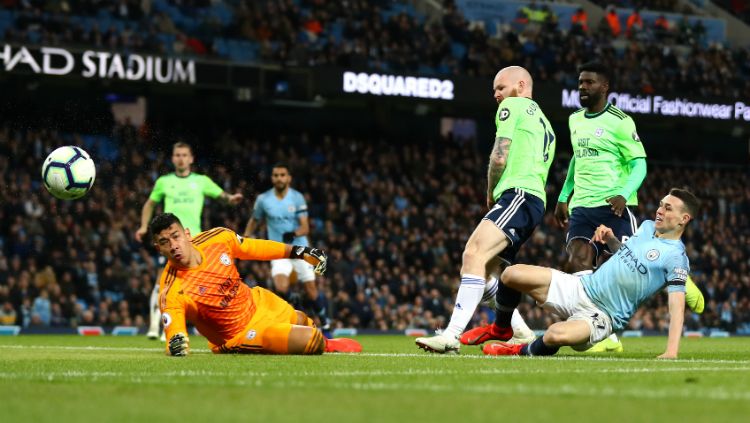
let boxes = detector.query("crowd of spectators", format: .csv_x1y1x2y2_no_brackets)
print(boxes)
1,122,749,335
0,1,748,99
715,0,750,25
591,1,688,14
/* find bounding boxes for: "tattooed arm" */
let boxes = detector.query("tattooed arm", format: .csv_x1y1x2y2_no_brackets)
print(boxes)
487,136,512,209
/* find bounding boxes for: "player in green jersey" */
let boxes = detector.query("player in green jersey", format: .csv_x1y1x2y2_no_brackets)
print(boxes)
550,62,703,352
135,142,243,339
416,66,555,354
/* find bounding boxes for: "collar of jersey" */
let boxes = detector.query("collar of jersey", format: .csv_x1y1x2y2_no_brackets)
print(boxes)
584,103,611,119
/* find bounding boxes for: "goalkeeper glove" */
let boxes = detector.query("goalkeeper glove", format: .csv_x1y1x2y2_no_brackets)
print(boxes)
290,246,328,275
685,276,704,314
168,332,189,356
282,232,296,243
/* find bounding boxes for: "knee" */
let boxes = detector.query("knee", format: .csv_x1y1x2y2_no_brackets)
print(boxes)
500,265,521,287
543,324,570,346
462,243,482,267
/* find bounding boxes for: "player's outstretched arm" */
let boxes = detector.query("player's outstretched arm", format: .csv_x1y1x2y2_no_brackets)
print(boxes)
135,199,157,242
658,290,685,359
591,224,621,252
289,245,327,275
243,217,258,238
219,191,244,205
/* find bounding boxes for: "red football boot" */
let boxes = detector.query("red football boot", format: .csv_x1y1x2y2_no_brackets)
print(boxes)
482,341,525,356
459,324,514,345
325,337,362,353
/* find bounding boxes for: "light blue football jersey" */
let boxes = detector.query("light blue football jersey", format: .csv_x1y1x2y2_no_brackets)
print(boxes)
581,220,689,330
252,188,309,246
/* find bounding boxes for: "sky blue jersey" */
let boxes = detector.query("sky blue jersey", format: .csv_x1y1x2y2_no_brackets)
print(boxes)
581,220,689,331
252,188,309,246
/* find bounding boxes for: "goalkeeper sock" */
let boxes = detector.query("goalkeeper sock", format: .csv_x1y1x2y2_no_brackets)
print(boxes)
147,283,160,335
520,337,559,356
444,274,485,339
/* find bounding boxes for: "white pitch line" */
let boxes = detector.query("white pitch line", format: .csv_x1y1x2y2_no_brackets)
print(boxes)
0,366,748,382
1,345,749,365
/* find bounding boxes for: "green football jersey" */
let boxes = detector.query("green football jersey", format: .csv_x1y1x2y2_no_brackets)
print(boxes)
148,172,223,234
492,97,556,205
567,103,647,209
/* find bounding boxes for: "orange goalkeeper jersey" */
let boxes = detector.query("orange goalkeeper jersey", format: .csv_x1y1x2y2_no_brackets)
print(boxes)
158,227,287,347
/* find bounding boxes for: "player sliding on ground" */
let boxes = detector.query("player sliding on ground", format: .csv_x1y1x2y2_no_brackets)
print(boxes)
149,213,361,356
478,189,697,358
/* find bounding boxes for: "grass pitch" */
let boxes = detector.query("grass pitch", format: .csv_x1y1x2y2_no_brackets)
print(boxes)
1,335,749,423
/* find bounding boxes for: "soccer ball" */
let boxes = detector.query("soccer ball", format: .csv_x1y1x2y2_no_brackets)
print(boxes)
41,146,96,200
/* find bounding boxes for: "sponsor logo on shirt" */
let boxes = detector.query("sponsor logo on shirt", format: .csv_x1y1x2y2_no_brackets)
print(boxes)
617,245,647,274
673,268,688,282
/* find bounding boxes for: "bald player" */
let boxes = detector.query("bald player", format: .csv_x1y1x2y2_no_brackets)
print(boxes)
416,66,556,354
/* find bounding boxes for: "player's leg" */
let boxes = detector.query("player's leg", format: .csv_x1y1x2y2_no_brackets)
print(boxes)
566,239,597,274
146,265,165,339
415,219,510,354
270,259,293,300
293,259,330,329
484,270,611,356
481,262,535,344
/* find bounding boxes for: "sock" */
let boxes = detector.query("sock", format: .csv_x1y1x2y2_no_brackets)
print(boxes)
511,309,533,336
494,280,521,327
304,293,329,323
573,270,593,276
148,283,160,334
481,277,499,305
444,274,485,338
520,337,560,356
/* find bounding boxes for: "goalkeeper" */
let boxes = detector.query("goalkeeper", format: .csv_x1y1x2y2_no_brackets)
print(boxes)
150,213,361,356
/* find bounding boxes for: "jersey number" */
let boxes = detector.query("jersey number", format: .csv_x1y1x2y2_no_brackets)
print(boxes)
539,118,554,162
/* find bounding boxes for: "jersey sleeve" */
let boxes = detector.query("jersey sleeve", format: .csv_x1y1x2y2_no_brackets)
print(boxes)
201,175,224,199
159,273,189,353
295,192,309,218
614,116,647,162
148,176,166,202
495,98,523,139
228,230,287,261
664,251,689,293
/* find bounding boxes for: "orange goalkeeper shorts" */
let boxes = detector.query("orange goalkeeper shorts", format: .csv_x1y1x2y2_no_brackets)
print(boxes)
211,287,301,354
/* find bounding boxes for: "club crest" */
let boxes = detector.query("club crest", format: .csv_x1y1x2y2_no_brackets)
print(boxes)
646,249,660,261
220,253,231,266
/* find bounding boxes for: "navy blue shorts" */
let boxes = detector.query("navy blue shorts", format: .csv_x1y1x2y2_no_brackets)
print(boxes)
566,205,638,257
483,188,545,264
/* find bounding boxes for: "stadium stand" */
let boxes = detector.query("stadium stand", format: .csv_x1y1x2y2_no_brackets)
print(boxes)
1,123,748,333
1,0,747,98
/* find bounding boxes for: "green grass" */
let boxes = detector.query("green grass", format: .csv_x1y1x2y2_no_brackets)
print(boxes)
1,335,749,423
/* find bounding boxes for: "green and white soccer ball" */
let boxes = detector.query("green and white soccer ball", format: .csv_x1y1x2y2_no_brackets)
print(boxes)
41,146,96,200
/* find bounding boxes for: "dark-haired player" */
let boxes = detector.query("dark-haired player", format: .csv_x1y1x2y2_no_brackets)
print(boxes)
243,163,329,329
149,213,360,356
483,189,699,359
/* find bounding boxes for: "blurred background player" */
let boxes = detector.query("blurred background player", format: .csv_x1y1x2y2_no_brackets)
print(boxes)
243,163,330,329
416,66,555,354
134,142,243,339
483,188,698,359
149,213,360,356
